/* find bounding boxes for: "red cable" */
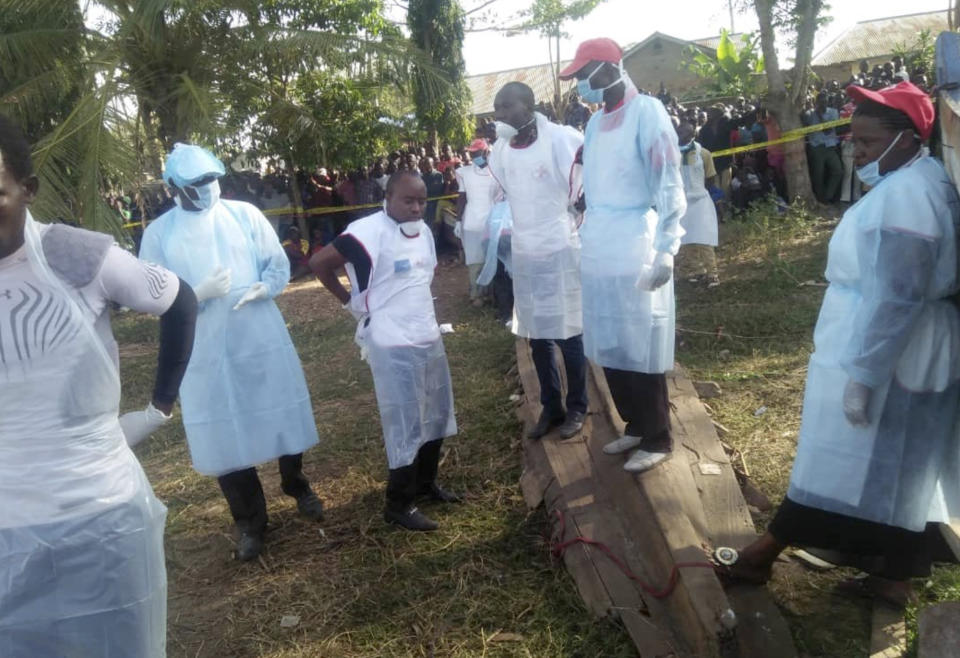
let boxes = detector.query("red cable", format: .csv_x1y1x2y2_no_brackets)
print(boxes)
549,509,715,600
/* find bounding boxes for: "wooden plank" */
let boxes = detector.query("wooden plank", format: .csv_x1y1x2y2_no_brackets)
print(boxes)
939,521,960,561
870,603,906,658
584,362,730,657
918,601,960,658
664,370,798,658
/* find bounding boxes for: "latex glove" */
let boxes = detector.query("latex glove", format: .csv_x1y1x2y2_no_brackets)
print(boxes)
343,301,367,323
453,221,463,239
636,252,674,291
119,402,172,448
843,380,871,427
194,266,232,303
233,282,269,310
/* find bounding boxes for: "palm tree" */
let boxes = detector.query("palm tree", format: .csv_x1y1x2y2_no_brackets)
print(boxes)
1,0,451,235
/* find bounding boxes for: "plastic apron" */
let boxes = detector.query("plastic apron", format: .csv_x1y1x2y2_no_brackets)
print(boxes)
495,114,583,340
580,93,684,374
788,160,960,531
477,200,513,286
679,143,719,247
460,165,497,266
140,200,318,475
351,217,457,470
0,213,167,656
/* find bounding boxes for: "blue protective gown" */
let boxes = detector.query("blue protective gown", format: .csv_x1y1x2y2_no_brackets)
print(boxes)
140,200,319,476
788,155,960,531
580,88,687,374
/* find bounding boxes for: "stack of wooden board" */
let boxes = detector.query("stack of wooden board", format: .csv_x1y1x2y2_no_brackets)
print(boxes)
516,339,796,657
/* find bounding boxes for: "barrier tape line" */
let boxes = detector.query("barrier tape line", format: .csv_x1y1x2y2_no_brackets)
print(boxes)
710,117,851,158
121,193,461,229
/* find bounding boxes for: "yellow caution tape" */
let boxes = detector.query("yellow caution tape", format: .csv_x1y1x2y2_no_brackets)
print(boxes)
710,117,851,158
121,193,460,230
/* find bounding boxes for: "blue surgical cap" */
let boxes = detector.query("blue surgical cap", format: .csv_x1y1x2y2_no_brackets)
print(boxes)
162,143,226,188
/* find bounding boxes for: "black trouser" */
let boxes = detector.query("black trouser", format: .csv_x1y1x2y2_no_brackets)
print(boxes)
492,261,514,322
530,335,588,417
217,453,312,536
603,368,672,453
385,439,444,511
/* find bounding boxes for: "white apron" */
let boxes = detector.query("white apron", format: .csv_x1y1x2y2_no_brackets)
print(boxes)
344,213,457,469
492,113,583,340
458,164,498,266
580,92,686,373
140,200,319,475
679,143,719,247
1,215,167,656
788,157,960,531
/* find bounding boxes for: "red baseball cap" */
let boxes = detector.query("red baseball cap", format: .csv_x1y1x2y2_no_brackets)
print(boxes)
559,38,623,80
468,138,489,152
846,81,935,141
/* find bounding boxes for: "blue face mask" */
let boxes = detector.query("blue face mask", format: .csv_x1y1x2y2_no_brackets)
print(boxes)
577,62,625,104
473,155,487,168
856,131,904,187
183,179,221,211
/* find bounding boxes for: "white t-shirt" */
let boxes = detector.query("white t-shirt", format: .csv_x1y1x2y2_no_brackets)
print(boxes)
455,164,499,233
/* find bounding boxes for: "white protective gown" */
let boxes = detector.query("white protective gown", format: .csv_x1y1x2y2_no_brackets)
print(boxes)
140,199,319,476
456,163,499,265
679,142,719,247
341,211,457,469
788,155,960,531
1,215,172,656
490,113,584,340
580,88,687,373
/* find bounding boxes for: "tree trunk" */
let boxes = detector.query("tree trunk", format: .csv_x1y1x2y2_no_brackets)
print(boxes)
754,0,816,205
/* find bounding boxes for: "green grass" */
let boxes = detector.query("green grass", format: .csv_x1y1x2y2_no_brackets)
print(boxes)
115,205,959,657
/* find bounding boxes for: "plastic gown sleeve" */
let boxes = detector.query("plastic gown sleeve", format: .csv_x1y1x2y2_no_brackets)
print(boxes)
248,206,292,297
552,124,584,195
840,230,937,388
642,103,687,255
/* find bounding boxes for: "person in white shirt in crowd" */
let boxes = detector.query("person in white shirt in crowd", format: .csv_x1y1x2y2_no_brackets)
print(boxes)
140,144,324,562
490,82,588,441
676,119,720,287
559,38,686,473
455,138,499,306
310,171,459,532
0,115,197,656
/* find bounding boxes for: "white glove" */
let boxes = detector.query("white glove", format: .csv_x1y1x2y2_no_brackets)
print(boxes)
194,266,232,302
454,221,463,239
843,380,871,427
119,402,172,447
636,252,674,291
343,301,367,322
233,282,269,310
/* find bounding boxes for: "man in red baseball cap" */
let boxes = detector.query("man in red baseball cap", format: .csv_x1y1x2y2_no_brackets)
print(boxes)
455,138,498,305
558,39,688,474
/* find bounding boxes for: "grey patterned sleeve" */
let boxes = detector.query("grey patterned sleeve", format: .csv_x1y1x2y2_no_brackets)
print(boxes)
98,246,180,315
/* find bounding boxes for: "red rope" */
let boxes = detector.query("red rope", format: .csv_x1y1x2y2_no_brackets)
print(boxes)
549,509,715,600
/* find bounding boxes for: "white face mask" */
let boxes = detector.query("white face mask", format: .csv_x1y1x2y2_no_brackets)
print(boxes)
183,179,221,211
495,116,535,141
399,220,425,237
856,131,906,187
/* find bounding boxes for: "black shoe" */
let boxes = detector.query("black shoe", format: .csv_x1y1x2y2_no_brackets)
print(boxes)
384,505,439,531
557,411,586,438
527,408,565,440
237,532,264,562
418,482,462,503
296,492,325,522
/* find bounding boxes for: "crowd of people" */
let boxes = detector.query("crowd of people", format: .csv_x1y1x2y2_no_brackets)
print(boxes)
2,27,959,657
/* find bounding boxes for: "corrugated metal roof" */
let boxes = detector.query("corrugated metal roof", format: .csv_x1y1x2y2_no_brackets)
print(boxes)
812,10,949,66
465,60,575,116
689,33,745,50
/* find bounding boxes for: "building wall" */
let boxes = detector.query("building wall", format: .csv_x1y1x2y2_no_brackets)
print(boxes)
623,38,706,96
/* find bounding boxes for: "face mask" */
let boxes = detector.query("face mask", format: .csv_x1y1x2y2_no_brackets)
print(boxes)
473,155,487,168
183,179,221,211
856,131,905,187
399,220,424,237
495,121,518,140
577,62,626,104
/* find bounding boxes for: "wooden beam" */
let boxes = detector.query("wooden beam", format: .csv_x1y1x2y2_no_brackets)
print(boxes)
918,601,960,658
